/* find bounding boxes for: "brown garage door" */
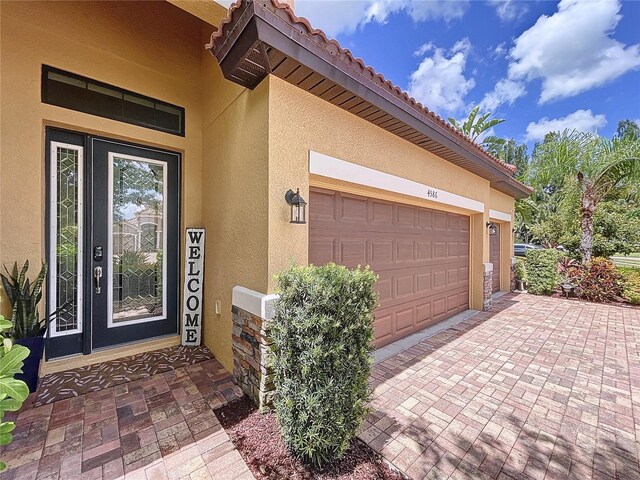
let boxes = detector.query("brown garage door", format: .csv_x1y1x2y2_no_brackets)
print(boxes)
490,224,501,293
309,187,470,347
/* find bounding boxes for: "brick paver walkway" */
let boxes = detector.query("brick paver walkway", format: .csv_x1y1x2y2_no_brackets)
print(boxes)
1,359,254,480
360,293,640,479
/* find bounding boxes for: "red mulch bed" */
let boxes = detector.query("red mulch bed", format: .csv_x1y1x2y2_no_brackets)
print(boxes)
214,397,407,480
548,289,638,308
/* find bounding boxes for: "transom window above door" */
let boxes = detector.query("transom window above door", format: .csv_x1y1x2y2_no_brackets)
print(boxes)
42,66,185,136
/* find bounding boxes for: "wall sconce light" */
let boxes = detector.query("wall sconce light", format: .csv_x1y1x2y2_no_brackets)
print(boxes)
486,222,498,235
285,188,307,224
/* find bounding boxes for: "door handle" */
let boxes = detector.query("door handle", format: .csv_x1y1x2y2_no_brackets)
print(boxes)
94,266,103,294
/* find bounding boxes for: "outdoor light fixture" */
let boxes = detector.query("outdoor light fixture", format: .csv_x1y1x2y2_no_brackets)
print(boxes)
486,222,498,235
285,188,307,224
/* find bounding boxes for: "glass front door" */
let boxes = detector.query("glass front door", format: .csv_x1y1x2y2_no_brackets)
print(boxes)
46,130,180,358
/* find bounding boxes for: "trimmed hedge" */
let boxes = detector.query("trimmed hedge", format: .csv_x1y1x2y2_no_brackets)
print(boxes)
272,263,378,467
619,266,640,305
525,249,560,295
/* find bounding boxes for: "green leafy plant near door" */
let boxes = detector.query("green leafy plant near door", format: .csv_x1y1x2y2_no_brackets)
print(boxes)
1,261,64,392
272,263,378,467
0,314,30,471
1,261,48,339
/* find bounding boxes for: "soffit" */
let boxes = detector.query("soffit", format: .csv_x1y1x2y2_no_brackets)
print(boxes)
207,0,533,199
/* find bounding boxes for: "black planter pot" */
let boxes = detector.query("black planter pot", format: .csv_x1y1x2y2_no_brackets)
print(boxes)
15,335,44,393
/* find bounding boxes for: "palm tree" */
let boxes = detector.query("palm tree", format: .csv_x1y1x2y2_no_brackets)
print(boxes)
449,106,506,151
530,130,640,263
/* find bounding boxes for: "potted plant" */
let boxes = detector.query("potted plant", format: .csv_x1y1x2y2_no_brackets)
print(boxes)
0,314,30,471
515,258,528,291
1,261,54,393
558,256,580,298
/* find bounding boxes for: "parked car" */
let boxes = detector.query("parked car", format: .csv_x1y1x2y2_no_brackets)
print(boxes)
514,243,543,257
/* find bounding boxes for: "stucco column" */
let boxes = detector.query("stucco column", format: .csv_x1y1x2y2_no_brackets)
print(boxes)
469,213,488,311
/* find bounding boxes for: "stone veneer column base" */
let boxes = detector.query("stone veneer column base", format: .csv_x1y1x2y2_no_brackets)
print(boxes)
231,287,278,412
510,257,517,292
483,262,493,311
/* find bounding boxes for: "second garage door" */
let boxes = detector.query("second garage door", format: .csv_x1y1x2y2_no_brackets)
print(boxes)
309,187,470,347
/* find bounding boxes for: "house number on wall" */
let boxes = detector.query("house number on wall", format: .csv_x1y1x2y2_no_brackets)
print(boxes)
182,228,205,346
426,189,439,199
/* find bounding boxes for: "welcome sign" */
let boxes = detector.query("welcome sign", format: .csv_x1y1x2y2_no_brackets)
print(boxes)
182,228,205,346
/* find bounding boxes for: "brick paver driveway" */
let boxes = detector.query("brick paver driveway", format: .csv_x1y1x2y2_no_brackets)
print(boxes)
360,293,640,479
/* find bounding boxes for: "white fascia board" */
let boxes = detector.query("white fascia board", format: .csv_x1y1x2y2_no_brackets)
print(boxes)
489,209,512,222
309,151,484,213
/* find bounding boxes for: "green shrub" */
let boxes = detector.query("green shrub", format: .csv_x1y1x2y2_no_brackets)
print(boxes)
272,263,378,467
525,249,560,295
576,258,624,303
619,266,640,305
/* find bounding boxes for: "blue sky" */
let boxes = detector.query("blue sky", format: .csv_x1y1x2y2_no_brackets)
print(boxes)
294,0,640,148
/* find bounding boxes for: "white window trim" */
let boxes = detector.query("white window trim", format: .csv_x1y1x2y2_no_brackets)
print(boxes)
309,151,484,213
107,152,168,328
489,209,512,222
49,141,84,337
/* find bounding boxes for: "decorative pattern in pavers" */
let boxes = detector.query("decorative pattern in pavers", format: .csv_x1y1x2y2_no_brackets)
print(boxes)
359,293,640,479
35,345,214,406
1,358,251,479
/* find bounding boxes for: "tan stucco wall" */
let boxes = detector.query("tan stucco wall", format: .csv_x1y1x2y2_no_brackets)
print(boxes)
0,1,209,317
199,52,270,372
267,76,504,310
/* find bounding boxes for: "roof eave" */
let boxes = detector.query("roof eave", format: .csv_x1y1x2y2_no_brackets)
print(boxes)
208,0,533,200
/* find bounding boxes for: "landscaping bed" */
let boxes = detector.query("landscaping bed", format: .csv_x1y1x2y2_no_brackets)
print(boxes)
214,397,406,480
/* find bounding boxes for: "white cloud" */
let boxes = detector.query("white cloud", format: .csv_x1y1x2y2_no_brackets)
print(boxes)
478,78,526,112
492,42,507,60
413,42,435,57
408,38,475,115
508,0,640,104
488,0,527,22
525,109,607,141
295,0,469,38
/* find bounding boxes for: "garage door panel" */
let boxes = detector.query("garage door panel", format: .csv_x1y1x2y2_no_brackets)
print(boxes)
434,212,448,230
310,187,469,347
339,239,368,267
340,194,368,224
417,240,432,260
309,237,335,265
396,205,416,229
374,312,394,344
396,240,415,262
417,272,431,292
310,189,338,223
371,239,394,265
417,209,433,230
394,274,415,299
434,241,447,259
376,278,393,303
395,307,415,332
416,301,432,325
372,201,394,224
433,269,446,288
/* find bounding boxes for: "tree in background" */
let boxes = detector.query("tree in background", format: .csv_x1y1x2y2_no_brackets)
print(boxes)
616,119,639,141
528,130,640,263
449,106,506,152
490,138,530,180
